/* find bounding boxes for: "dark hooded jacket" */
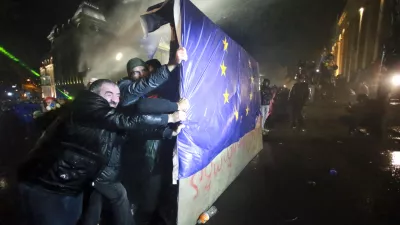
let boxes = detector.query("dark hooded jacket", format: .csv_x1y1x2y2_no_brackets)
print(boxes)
18,91,171,195
288,82,310,106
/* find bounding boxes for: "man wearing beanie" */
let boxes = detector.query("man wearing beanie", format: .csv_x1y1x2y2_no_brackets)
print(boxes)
118,47,187,107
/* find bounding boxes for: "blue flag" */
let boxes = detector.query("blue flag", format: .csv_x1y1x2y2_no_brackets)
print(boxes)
176,0,261,178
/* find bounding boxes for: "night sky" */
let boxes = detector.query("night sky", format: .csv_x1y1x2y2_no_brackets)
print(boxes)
0,0,345,83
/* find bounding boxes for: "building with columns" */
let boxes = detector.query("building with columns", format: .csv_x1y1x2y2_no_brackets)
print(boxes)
331,0,389,82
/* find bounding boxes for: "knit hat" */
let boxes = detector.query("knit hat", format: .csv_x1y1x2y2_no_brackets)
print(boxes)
126,58,146,73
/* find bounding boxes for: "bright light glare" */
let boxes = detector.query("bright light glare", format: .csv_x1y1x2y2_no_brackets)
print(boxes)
116,52,123,61
316,69,320,73
391,75,400,86
391,151,400,166
7,92,13,96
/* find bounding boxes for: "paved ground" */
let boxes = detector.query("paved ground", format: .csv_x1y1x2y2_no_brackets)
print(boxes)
2,102,400,225
208,102,400,225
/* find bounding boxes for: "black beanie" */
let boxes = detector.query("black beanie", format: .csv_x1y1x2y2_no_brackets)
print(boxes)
126,58,146,73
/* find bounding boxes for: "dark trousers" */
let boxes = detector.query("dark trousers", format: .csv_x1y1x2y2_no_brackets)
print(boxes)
135,174,162,225
290,103,304,128
82,182,134,225
18,183,83,225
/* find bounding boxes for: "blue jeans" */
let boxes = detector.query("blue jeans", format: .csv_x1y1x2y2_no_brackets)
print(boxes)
18,183,83,225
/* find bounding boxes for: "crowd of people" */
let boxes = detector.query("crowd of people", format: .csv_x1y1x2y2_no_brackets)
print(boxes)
260,75,310,134
12,27,189,225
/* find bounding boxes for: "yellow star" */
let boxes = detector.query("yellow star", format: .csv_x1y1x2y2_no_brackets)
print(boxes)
250,76,254,84
223,89,229,104
234,110,239,121
250,93,253,101
223,37,229,51
220,61,227,76
248,60,252,68
246,106,250,116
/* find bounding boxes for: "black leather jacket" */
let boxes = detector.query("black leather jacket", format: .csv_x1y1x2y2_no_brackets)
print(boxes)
18,91,170,195
118,65,172,106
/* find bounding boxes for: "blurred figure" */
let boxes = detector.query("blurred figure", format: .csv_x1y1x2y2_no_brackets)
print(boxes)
358,81,370,97
260,79,273,134
44,97,61,111
288,76,309,130
146,59,162,74
87,78,99,89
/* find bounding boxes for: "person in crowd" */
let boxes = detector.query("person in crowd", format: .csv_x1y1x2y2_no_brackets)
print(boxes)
82,45,188,225
87,78,99,89
260,79,273,134
342,94,383,136
44,97,61,111
118,47,187,106
358,80,370,97
17,79,186,225
146,59,162,74
288,75,309,130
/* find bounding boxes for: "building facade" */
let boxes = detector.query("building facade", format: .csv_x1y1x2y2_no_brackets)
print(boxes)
46,2,112,97
42,1,174,98
331,0,390,82
39,57,56,98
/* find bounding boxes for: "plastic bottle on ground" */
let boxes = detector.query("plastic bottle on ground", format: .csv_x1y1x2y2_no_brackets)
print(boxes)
197,206,218,224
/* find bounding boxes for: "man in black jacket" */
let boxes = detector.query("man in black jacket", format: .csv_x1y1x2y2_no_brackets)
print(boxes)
288,76,309,130
18,79,185,225
118,47,187,107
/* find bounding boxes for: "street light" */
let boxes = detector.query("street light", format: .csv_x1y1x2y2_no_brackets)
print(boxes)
116,52,123,61
391,74,400,86
352,6,364,81
27,79,31,82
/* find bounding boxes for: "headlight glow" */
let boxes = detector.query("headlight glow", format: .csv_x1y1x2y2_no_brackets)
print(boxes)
391,151,400,166
391,74,400,86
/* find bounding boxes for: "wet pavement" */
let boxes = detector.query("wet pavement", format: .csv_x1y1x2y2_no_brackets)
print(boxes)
2,102,400,225
208,103,400,225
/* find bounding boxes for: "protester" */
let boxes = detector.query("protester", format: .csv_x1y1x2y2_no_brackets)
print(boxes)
17,79,186,225
118,47,187,106
288,76,309,130
86,78,99,89
43,97,61,111
260,79,273,134
146,59,162,73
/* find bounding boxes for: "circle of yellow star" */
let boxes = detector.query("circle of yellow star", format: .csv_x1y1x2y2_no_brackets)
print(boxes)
220,61,227,76
250,93,253,101
246,106,250,116
234,110,239,121
223,37,229,51
223,89,229,103
250,76,254,84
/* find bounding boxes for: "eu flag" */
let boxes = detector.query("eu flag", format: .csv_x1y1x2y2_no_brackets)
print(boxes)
176,0,261,178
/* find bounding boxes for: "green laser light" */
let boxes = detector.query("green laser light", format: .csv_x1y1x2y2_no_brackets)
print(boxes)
0,46,73,99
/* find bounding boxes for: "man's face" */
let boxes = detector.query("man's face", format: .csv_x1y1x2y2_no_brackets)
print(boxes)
129,66,149,80
98,83,120,108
